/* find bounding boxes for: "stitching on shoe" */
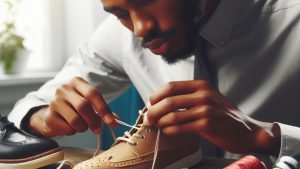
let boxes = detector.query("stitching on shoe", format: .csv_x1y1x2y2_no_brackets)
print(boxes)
74,107,163,168
104,154,153,167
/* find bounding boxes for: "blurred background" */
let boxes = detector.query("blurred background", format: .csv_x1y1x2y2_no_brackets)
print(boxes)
0,0,144,150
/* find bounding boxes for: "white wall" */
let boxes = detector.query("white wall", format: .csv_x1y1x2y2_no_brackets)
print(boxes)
17,0,109,72
63,0,108,58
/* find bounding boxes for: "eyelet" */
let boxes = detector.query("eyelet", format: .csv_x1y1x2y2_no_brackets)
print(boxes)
132,142,138,146
141,135,146,140
146,129,151,133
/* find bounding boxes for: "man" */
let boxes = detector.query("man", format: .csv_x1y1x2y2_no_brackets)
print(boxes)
8,0,300,162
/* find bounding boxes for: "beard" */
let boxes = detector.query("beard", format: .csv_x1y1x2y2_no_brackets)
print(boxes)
161,0,201,65
140,0,202,64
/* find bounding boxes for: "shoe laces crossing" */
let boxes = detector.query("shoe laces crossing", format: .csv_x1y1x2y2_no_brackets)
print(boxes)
92,108,161,169
57,109,161,169
115,110,144,145
115,124,143,145
113,110,160,169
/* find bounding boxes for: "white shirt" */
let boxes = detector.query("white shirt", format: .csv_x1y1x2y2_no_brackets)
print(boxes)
8,15,194,129
8,0,300,160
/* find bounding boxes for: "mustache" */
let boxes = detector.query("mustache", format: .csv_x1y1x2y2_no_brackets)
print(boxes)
141,29,175,47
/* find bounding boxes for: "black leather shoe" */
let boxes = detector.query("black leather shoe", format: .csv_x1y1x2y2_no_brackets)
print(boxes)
0,115,64,169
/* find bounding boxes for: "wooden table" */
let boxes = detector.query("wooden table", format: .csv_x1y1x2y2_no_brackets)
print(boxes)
40,147,234,169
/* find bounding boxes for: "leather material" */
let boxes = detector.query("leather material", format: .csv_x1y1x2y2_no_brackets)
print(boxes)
74,108,202,169
0,115,60,161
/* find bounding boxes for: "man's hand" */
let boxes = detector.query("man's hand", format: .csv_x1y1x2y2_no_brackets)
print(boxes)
27,77,118,137
145,80,280,155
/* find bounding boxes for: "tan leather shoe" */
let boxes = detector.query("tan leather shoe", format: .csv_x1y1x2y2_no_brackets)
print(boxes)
74,108,202,169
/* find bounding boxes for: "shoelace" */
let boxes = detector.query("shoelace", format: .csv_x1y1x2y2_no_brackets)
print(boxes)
115,110,144,145
113,110,160,169
114,125,160,169
57,111,161,169
0,115,160,169
115,124,143,145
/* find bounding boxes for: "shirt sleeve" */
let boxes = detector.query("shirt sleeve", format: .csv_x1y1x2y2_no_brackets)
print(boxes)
276,123,300,158
8,15,132,128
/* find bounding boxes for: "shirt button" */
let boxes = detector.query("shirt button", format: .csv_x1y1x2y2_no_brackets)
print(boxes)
219,39,225,46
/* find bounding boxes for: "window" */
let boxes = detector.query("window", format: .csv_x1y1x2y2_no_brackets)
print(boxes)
0,0,107,73
0,0,65,72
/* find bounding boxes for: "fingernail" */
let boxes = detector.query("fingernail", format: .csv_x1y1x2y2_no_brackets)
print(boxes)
146,101,152,109
143,113,151,126
104,114,113,124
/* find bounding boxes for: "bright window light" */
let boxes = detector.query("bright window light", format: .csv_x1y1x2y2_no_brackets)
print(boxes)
0,0,64,72
16,0,48,71
1,0,106,74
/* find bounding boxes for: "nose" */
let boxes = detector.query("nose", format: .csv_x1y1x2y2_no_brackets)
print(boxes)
131,10,156,38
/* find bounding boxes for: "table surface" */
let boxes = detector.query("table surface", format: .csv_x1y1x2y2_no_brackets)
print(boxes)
40,147,234,169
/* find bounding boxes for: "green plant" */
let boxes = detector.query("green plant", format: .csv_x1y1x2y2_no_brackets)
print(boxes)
0,0,25,74
0,22,24,74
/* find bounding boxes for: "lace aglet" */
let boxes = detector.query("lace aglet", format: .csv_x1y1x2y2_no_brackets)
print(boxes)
114,119,139,130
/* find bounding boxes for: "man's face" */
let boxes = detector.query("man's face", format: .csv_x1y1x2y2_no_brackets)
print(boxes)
101,0,200,64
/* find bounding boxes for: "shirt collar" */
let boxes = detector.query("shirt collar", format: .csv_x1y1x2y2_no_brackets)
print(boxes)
199,0,243,48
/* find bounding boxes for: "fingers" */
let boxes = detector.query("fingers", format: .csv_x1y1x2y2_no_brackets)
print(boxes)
55,82,103,133
29,77,119,137
51,95,93,132
156,105,218,128
149,80,212,105
161,118,210,136
42,110,76,137
147,87,215,125
145,81,262,154
62,89,102,133
70,77,115,125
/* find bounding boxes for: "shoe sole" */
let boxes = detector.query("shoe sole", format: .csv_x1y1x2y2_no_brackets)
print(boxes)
0,148,64,169
164,148,202,169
